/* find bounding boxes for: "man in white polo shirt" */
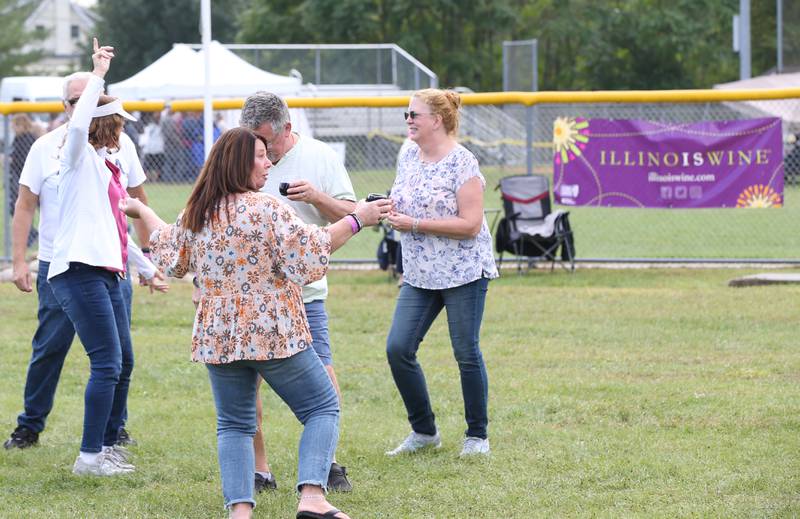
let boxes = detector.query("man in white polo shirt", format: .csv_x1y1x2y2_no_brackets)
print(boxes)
4,71,163,451
239,91,355,492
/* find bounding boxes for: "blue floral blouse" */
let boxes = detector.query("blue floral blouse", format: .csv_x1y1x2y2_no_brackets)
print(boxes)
391,143,499,289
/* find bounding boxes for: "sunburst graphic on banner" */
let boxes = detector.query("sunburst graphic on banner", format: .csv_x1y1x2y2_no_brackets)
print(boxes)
553,117,590,165
736,184,783,208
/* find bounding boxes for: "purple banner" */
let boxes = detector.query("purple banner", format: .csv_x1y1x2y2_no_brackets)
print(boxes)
553,117,784,208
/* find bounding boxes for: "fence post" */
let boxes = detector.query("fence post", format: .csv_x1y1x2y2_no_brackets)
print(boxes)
315,47,321,85
391,48,398,87
525,105,533,176
376,48,382,85
3,113,10,261
532,39,538,91
502,42,509,92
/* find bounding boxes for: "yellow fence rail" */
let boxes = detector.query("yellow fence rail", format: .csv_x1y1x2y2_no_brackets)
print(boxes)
2,88,800,115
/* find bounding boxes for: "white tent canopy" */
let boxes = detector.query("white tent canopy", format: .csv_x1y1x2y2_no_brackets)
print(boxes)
714,73,800,124
108,41,301,100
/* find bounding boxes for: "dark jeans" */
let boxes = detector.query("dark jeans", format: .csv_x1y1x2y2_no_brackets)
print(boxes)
49,263,133,452
16,262,133,437
386,277,490,439
16,261,76,433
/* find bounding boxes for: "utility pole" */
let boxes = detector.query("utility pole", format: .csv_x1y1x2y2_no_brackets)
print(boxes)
739,0,751,79
201,0,213,159
777,0,784,73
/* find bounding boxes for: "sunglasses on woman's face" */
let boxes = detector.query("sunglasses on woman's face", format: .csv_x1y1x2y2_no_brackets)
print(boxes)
404,111,433,121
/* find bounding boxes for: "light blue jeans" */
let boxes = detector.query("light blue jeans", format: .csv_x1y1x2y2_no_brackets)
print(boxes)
205,348,339,509
305,300,332,366
386,278,490,439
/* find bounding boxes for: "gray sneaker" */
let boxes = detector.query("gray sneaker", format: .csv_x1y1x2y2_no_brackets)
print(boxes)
110,444,132,462
459,436,490,457
385,431,441,456
72,453,134,476
102,445,134,469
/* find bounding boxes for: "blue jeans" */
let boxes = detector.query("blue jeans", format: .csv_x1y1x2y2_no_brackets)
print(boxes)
16,261,76,433
386,278,490,439
305,300,332,366
49,263,133,452
206,348,339,509
17,262,134,436
119,274,132,428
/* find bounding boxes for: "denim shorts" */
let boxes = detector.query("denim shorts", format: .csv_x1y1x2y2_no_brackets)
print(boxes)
305,300,332,366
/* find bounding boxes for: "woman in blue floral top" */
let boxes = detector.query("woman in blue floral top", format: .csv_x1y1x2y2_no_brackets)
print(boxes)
385,89,499,458
121,127,390,519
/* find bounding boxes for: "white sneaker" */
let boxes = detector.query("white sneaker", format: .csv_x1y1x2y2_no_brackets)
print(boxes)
385,430,441,456
109,444,133,461
459,436,490,457
102,446,135,469
72,453,134,476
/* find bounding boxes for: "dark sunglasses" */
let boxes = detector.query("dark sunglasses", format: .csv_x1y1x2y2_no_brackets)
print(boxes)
66,97,80,106
404,110,433,121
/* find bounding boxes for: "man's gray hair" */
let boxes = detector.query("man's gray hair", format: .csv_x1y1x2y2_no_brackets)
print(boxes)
240,91,291,134
62,71,93,100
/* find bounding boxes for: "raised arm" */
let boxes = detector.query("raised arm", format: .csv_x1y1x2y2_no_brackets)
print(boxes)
62,39,115,169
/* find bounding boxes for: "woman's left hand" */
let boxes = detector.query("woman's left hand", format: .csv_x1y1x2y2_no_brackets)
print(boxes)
385,211,414,232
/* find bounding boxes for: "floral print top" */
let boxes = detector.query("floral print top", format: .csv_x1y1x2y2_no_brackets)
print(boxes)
150,191,331,364
391,143,499,290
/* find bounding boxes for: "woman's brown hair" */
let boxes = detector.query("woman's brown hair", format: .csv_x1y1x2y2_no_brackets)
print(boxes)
182,127,268,233
89,95,124,150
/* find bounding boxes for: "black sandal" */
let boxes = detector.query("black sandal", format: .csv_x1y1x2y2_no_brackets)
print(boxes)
296,509,343,519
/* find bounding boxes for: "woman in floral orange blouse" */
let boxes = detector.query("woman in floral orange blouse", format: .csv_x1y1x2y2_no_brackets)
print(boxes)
120,127,390,519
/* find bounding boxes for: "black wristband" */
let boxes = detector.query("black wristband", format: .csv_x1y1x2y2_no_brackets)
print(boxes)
140,247,150,254
192,276,200,288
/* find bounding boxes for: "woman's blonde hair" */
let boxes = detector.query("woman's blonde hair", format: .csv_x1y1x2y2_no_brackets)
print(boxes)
89,95,124,150
413,88,462,136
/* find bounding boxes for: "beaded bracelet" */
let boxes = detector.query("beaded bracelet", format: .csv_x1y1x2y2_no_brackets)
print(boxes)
412,217,420,233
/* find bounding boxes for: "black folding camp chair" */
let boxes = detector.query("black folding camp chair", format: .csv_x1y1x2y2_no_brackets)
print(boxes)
495,174,575,272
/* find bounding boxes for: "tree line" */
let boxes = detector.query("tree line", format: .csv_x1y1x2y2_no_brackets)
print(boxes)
4,0,799,91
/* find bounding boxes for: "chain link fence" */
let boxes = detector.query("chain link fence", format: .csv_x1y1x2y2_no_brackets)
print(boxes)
186,43,438,91
2,92,800,264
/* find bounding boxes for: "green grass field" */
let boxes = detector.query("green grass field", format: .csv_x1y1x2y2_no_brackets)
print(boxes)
2,166,799,262
125,171,800,261
1,269,798,518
